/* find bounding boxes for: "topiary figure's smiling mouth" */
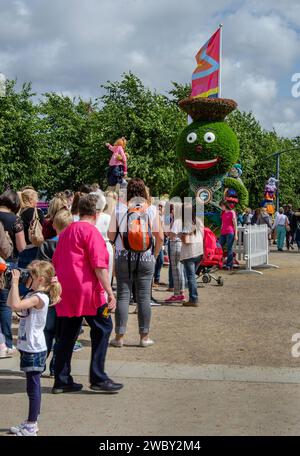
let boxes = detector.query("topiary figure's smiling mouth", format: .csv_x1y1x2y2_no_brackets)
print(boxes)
185,157,220,170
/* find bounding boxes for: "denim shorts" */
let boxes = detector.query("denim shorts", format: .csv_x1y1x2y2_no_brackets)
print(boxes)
19,350,47,373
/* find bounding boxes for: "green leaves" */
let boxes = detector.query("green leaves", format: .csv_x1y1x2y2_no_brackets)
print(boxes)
227,110,300,208
0,75,298,206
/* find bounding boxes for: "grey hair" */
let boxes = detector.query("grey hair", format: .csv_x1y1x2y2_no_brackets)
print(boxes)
90,190,106,212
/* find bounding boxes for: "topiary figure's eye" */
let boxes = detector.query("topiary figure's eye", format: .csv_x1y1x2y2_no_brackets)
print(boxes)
204,132,216,143
187,132,197,143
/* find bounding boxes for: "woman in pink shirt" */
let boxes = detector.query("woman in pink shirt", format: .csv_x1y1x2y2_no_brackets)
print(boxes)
52,194,123,394
106,137,128,187
219,200,238,270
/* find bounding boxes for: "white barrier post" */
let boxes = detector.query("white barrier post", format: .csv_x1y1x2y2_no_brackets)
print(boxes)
236,225,278,275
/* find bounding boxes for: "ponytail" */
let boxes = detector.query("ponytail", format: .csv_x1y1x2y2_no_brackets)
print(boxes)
48,280,62,306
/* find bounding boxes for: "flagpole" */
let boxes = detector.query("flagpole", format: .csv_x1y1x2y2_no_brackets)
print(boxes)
219,23,223,98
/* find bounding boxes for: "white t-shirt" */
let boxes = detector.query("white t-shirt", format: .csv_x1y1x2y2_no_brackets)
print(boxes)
172,219,204,261
273,213,287,227
96,213,111,242
114,202,158,257
17,292,49,353
169,218,183,242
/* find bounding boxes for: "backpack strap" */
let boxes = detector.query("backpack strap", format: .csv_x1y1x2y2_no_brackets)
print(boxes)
113,209,128,245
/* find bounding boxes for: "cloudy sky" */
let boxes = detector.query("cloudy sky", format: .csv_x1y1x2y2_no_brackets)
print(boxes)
0,0,300,137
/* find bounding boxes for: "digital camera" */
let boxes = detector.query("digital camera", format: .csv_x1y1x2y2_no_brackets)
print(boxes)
4,268,31,289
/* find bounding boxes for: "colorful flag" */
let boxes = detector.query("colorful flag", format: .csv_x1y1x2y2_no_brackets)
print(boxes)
191,28,221,99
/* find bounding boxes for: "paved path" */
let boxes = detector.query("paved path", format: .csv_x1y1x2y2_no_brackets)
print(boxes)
4,357,300,384
0,250,300,436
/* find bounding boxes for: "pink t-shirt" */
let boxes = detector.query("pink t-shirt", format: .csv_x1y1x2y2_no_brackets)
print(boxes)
53,221,109,317
108,144,127,173
221,210,236,235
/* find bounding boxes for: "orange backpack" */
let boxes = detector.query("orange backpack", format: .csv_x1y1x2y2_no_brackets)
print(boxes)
121,205,153,253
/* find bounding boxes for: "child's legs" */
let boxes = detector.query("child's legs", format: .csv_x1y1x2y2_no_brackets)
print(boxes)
26,371,42,422
116,165,125,184
107,166,119,186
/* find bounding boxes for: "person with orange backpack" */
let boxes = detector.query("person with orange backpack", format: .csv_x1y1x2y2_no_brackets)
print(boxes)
108,178,163,347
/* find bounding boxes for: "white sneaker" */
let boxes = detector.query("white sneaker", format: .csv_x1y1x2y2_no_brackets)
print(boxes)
140,338,155,347
7,345,16,355
16,422,38,436
0,343,12,359
110,338,123,347
10,422,26,434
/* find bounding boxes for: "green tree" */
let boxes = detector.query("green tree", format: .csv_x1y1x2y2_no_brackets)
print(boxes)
0,81,47,190
98,73,187,195
0,75,299,207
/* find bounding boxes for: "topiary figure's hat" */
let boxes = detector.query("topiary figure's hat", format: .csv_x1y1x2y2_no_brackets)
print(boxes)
179,97,237,121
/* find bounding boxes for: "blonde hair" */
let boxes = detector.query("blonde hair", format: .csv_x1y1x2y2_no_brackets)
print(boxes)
90,183,100,192
104,191,117,216
28,260,62,305
53,209,73,232
20,188,38,209
17,191,25,214
114,137,127,149
48,193,68,221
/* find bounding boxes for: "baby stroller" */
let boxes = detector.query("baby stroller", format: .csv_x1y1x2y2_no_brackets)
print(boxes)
196,227,224,286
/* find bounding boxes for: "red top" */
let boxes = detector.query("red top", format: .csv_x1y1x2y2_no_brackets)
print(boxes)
42,219,57,240
221,210,235,235
53,221,109,317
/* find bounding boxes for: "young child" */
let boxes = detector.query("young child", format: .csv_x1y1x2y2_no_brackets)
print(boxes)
37,209,73,375
7,260,62,436
106,137,128,186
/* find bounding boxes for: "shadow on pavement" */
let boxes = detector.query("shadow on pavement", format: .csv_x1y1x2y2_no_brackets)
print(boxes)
0,375,53,394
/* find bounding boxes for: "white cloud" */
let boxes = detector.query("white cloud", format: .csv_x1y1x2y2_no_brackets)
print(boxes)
273,120,300,138
0,0,299,137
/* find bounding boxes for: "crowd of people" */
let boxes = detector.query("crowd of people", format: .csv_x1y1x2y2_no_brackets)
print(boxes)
0,179,206,436
0,180,298,436
238,204,300,252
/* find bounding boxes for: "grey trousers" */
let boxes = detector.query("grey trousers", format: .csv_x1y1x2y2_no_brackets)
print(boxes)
115,254,155,335
169,240,185,295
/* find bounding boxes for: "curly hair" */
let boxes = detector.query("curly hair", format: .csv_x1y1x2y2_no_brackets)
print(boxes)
126,178,148,203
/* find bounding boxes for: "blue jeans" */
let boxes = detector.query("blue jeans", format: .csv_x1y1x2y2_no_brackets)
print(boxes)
0,288,12,348
0,261,18,348
154,249,164,283
182,256,202,303
167,240,174,289
219,233,235,268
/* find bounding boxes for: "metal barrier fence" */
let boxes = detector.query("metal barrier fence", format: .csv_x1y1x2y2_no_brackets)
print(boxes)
235,225,278,275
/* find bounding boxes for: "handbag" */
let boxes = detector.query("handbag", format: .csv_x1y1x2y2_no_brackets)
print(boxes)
285,218,291,232
29,208,44,246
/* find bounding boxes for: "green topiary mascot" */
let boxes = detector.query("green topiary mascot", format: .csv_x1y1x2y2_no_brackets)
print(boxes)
172,97,248,229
